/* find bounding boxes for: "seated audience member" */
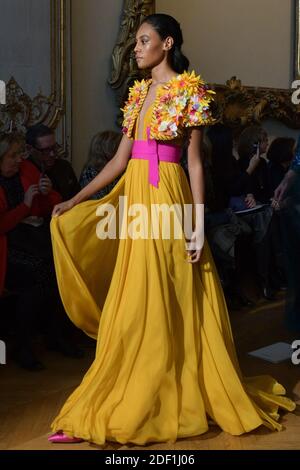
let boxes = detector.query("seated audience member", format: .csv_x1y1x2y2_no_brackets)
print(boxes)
26,124,81,201
205,124,276,299
79,130,122,199
267,137,295,195
230,125,269,204
0,133,59,369
228,125,279,299
273,139,300,331
0,133,81,370
266,138,296,285
205,125,254,308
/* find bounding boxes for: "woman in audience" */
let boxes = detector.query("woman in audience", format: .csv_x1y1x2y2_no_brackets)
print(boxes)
79,131,122,199
0,133,81,370
267,137,295,195
0,133,61,369
225,125,278,299
205,124,253,308
273,137,300,332
266,138,296,287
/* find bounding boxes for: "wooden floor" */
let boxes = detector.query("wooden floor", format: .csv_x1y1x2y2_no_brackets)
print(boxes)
0,294,299,451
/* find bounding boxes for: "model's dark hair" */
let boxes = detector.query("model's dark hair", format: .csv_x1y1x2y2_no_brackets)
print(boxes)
141,13,189,74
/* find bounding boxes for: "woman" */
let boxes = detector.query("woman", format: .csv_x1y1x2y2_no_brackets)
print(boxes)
267,137,295,195
48,14,295,445
230,125,269,206
79,130,122,200
0,133,61,370
227,126,277,299
273,138,300,332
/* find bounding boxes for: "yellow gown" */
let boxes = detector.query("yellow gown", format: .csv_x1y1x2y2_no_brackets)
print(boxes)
50,104,295,445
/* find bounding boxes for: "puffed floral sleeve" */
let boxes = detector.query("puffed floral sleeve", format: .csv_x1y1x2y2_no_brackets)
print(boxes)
182,71,215,128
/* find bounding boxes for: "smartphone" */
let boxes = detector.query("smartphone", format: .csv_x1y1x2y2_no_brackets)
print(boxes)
252,141,260,158
40,161,46,177
39,162,47,193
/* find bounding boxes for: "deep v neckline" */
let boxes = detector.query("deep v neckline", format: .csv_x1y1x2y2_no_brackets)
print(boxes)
134,75,178,140
135,101,155,140
136,81,158,139
135,81,166,140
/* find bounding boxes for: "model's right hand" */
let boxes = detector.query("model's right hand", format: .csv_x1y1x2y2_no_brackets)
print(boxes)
52,199,75,217
24,184,40,207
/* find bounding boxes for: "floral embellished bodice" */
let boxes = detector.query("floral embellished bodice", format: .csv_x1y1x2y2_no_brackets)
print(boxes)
121,71,215,142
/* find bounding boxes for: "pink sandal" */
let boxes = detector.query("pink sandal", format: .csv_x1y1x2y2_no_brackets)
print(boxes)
48,431,84,443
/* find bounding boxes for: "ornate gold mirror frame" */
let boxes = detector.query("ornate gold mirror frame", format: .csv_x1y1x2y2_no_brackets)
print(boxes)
0,0,69,154
110,0,300,129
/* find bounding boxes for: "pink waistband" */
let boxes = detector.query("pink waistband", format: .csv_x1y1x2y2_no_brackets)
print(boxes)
131,128,181,188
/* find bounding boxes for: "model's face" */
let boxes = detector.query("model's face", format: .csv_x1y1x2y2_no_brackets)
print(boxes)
134,22,171,69
0,143,23,178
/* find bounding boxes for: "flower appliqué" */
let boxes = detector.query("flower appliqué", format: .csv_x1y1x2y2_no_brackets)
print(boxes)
122,71,215,141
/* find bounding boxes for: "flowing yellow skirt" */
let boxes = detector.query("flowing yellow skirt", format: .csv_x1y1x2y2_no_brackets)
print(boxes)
50,159,295,445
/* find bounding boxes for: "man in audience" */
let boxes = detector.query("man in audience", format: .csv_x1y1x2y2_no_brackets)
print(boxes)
26,124,81,201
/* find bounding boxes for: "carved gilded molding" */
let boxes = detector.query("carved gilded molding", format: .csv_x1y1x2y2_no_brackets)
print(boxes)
212,77,300,129
0,78,51,133
0,0,68,154
109,0,155,111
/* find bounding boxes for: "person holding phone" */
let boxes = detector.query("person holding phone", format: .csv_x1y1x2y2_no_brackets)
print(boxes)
38,163,53,196
0,133,62,370
226,126,278,299
272,134,300,332
26,124,81,201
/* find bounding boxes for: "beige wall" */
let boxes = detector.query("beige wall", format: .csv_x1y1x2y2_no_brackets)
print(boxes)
157,0,299,142
70,0,299,172
71,0,123,175
157,0,293,88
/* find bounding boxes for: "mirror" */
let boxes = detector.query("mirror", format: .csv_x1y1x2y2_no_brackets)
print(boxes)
0,0,70,155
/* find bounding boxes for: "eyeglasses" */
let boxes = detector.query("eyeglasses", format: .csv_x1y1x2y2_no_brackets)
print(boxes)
34,144,59,155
